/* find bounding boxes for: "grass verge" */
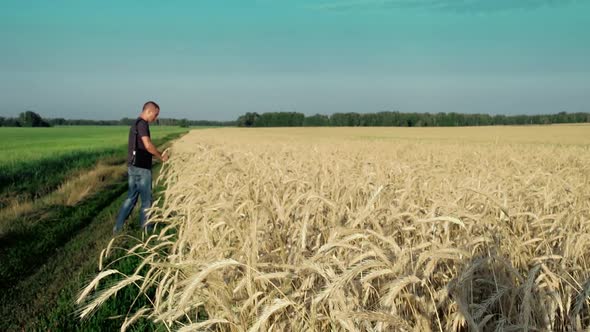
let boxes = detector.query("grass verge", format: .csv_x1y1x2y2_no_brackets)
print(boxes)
0,130,187,331
0,188,167,331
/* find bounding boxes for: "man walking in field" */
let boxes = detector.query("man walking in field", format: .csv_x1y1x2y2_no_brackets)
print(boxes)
113,101,169,234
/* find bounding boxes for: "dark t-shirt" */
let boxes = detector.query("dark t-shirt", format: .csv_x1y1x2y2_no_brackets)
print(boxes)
127,118,152,170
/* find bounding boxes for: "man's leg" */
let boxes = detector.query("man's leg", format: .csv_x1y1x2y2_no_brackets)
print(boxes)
137,168,153,232
113,167,140,233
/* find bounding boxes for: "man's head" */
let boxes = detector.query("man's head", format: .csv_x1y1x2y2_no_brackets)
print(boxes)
141,101,160,123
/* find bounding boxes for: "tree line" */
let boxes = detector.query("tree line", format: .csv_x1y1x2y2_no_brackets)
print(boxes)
0,111,51,127
3,110,589,128
237,111,590,127
0,111,235,127
48,117,235,127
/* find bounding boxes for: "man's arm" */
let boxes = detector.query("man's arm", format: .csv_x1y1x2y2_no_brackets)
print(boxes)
141,136,168,162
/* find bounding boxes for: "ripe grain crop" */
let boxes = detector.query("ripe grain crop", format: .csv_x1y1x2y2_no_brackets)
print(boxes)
80,126,590,331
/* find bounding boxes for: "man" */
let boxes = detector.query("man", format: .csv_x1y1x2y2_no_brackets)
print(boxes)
113,101,169,234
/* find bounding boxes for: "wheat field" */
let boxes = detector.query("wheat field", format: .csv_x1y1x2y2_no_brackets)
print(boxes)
80,125,590,331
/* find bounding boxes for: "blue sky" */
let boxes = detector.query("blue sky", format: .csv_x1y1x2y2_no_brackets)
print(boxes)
0,0,588,121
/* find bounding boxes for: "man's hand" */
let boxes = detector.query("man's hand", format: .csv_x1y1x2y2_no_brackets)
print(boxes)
141,136,169,162
161,151,169,162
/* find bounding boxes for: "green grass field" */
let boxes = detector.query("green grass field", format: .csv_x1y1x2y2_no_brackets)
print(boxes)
0,126,190,208
0,125,188,166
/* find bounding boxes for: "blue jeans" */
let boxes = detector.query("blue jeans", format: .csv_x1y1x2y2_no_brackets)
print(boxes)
113,166,153,233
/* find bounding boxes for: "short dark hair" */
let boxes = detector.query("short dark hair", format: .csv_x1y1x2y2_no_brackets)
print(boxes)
143,101,160,111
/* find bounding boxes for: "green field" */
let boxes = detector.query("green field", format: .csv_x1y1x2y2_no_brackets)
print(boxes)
0,126,189,208
0,125,188,165
0,125,191,330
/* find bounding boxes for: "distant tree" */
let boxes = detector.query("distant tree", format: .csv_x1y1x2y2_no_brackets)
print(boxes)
19,111,40,127
493,115,507,125
288,112,305,126
18,111,50,127
119,118,135,126
178,119,189,128
0,117,21,127
237,112,260,127
189,120,235,126
254,112,304,127
303,114,330,126
330,113,357,126
48,118,66,126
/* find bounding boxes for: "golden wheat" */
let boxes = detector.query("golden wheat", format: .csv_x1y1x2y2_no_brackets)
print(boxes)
80,126,590,331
